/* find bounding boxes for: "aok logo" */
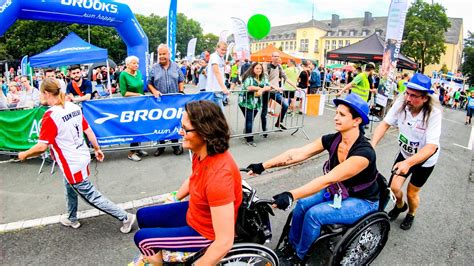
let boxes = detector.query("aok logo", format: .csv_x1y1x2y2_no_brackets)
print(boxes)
60,0,119,14
94,108,185,124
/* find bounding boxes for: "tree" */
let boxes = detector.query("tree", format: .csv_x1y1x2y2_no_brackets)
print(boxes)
0,13,218,65
439,64,448,74
461,31,474,86
197,33,219,55
402,0,451,74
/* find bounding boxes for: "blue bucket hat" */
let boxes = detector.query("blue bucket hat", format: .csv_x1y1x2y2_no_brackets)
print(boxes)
333,94,370,125
404,73,434,94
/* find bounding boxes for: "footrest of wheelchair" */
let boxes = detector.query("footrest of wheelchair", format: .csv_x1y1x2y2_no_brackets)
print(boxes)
322,224,347,234
162,250,196,263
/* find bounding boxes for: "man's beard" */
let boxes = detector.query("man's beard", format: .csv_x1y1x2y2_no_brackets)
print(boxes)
73,77,81,82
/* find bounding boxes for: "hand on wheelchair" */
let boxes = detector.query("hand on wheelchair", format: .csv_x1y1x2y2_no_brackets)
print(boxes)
246,163,265,175
272,191,294,211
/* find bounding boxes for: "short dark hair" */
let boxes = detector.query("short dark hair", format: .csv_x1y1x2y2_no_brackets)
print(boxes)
44,68,55,74
185,100,230,156
69,65,81,71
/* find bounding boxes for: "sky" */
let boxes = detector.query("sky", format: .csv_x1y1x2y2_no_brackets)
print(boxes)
116,0,473,39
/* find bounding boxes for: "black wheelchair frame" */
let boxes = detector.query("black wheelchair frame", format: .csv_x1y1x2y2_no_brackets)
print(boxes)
163,169,394,265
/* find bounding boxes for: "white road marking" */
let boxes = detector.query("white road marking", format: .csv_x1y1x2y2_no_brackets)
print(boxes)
453,124,473,150
0,193,169,233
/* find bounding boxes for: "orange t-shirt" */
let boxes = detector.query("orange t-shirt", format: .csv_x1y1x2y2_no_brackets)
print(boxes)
186,151,242,240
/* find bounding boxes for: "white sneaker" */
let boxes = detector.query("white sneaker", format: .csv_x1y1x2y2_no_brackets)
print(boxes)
128,153,141,162
60,217,81,229
120,213,136,234
137,150,148,157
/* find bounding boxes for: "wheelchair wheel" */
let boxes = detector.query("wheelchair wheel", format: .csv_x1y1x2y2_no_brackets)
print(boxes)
218,243,279,266
330,213,390,265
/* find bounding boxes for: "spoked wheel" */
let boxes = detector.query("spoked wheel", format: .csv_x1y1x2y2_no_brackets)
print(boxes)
330,215,390,265
218,243,279,266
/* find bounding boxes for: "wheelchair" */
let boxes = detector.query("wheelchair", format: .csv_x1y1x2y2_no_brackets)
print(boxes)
275,173,393,265
162,169,279,265
160,170,392,265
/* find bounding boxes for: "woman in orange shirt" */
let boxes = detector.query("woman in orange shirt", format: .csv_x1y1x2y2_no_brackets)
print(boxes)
133,100,242,265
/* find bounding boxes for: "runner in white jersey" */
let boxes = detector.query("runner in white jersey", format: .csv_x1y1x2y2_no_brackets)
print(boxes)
18,78,136,233
371,73,442,230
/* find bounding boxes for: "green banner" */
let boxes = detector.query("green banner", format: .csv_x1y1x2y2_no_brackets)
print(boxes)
0,107,47,151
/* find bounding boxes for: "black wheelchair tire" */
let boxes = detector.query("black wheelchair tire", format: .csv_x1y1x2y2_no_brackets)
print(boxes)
181,243,279,266
329,213,390,266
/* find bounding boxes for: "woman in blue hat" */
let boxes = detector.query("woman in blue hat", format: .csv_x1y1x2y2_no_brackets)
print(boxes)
246,93,381,263
371,73,442,230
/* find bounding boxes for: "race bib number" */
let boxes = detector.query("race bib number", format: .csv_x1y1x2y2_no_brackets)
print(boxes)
398,133,419,155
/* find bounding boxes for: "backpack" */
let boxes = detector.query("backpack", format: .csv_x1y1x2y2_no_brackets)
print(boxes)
266,63,283,79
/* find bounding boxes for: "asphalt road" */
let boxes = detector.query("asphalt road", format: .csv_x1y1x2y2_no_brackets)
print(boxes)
1,95,473,265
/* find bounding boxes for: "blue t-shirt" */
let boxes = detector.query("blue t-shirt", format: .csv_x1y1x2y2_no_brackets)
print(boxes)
66,79,93,96
468,96,474,108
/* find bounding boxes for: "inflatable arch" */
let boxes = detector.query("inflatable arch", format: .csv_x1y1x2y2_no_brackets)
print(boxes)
0,0,149,82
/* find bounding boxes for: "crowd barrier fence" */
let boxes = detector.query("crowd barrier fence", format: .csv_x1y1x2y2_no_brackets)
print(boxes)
0,90,334,172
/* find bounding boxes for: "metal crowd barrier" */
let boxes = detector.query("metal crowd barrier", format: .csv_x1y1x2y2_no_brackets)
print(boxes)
224,89,309,141
0,90,315,171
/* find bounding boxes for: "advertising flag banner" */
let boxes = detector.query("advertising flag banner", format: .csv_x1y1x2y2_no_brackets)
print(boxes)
82,93,214,145
230,17,251,60
378,0,409,106
219,30,230,43
0,107,47,151
186,38,197,61
20,56,28,76
167,0,178,61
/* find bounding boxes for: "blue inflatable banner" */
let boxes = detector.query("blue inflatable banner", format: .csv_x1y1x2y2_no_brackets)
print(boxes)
167,0,177,61
0,0,148,87
82,93,214,145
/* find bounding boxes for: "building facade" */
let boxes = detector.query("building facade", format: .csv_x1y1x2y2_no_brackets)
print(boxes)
249,12,463,74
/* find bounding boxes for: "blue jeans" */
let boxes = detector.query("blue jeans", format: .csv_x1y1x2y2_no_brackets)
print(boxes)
63,178,127,222
239,106,259,142
289,190,379,259
261,91,288,130
134,201,212,256
212,92,225,112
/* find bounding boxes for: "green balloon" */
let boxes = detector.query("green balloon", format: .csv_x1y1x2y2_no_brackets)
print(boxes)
247,14,271,40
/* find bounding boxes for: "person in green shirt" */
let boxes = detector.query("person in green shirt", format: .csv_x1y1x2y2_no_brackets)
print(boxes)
338,62,375,102
230,60,240,90
238,62,271,147
283,59,300,114
398,73,410,95
119,56,147,161
453,88,461,109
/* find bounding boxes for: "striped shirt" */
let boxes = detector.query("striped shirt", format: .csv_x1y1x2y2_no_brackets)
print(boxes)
39,102,91,184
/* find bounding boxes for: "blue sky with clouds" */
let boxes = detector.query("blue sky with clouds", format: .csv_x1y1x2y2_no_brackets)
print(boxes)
116,0,472,38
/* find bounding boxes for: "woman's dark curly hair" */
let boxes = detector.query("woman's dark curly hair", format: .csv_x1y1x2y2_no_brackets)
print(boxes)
185,100,230,156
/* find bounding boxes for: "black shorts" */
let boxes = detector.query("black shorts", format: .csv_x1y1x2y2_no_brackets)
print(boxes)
283,90,296,99
393,153,435,187
467,107,474,117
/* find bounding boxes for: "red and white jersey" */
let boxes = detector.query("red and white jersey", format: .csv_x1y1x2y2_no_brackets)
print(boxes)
39,102,91,184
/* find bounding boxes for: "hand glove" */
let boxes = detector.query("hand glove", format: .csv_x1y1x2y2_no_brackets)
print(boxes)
272,191,294,211
246,163,265,175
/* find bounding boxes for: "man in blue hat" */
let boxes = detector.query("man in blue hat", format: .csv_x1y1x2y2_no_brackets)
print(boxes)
371,73,442,230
